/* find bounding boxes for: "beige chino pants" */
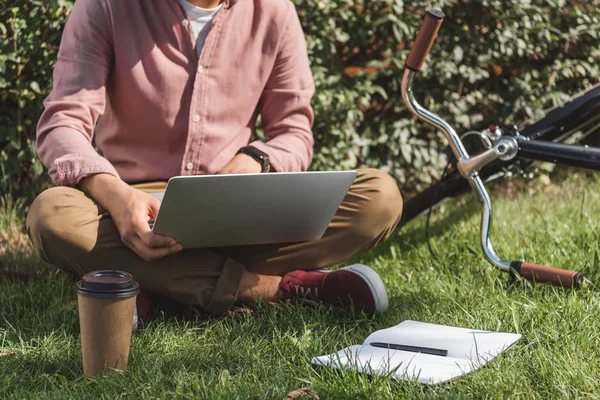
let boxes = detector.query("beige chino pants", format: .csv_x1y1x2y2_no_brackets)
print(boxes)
26,169,402,315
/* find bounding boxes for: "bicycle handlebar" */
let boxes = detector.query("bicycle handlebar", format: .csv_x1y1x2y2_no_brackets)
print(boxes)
511,261,584,288
406,9,445,71
403,9,587,290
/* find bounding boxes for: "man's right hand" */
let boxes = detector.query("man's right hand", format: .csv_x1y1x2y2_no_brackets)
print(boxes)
79,174,182,262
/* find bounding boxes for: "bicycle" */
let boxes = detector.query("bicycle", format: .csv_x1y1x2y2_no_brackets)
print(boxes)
399,9,600,288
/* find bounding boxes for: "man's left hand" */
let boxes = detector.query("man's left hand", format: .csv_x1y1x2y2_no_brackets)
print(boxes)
218,153,263,174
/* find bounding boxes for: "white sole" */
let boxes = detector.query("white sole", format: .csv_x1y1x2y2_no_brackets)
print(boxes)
326,264,389,314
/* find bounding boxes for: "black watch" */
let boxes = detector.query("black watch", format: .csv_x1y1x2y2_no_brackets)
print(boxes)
237,146,270,173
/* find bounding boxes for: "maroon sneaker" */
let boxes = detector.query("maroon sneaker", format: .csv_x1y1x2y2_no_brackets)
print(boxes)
133,291,153,329
278,264,389,314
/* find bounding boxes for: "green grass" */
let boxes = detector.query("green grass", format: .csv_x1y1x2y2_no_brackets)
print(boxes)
2,170,600,399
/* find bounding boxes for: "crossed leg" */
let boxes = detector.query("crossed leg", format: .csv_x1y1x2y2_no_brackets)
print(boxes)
26,169,402,315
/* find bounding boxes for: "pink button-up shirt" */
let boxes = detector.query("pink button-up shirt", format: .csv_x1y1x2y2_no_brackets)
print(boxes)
36,0,315,186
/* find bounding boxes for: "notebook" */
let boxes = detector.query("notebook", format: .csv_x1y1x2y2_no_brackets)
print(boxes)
311,320,521,385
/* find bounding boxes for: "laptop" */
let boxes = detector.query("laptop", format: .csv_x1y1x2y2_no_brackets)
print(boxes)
150,171,357,248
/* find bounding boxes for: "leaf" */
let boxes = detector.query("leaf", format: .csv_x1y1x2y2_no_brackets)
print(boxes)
453,46,464,63
286,387,319,399
30,81,41,94
0,352,18,359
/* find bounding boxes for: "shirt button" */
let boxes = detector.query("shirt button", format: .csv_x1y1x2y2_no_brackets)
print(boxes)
182,19,190,27
197,65,204,73
186,162,194,170
193,114,200,122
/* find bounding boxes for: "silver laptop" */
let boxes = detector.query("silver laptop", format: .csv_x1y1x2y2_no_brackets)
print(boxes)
150,171,357,248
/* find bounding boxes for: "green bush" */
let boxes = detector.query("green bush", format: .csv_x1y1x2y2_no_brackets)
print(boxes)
1,0,599,200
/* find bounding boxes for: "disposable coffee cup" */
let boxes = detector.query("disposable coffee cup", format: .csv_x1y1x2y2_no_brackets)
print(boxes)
76,270,140,377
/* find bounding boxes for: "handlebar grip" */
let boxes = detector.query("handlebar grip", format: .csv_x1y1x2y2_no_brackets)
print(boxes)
406,9,445,71
511,261,584,288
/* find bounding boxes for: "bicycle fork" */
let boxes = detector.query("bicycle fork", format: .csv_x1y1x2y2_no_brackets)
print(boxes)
401,10,584,288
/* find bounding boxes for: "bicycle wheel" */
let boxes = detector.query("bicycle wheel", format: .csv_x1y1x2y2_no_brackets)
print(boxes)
399,84,600,226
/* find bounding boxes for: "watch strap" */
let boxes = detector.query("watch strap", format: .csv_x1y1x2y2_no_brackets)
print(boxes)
237,146,270,173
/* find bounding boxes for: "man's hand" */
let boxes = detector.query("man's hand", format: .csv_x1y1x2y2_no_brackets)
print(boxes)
80,174,182,262
218,153,262,174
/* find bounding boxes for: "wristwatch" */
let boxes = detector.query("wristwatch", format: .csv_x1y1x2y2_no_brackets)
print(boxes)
237,146,270,173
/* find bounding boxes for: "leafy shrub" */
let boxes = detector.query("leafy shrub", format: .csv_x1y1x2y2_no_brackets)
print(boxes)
301,0,600,190
1,1,69,198
1,0,599,201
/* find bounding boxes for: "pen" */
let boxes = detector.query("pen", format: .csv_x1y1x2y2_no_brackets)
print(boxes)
369,342,448,357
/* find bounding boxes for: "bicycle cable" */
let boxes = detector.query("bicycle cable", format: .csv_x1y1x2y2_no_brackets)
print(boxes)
426,131,489,260
425,157,452,261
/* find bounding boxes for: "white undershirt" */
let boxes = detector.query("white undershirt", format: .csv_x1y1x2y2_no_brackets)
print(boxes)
178,0,222,58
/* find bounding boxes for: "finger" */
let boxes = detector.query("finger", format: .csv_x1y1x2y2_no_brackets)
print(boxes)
137,228,177,248
148,197,161,218
132,217,175,247
123,235,157,261
131,236,182,261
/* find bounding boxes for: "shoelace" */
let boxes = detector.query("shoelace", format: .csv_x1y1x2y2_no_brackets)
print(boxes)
290,283,320,302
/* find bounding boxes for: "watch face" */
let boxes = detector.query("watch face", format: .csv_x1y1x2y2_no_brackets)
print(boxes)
249,147,268,159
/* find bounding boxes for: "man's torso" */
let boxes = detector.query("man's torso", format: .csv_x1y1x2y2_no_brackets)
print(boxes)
97,0,296,180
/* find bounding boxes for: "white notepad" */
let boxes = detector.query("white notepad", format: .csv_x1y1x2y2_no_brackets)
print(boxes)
311,320,521,384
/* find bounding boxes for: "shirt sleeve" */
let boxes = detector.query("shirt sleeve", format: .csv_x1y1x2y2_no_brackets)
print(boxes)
35,0,119,186
249,4,315,172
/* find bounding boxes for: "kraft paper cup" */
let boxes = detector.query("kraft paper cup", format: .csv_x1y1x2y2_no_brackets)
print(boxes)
76,270,140,377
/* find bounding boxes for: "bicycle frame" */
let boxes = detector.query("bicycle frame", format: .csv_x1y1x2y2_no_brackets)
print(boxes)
516,140,600,170
401,10,587,288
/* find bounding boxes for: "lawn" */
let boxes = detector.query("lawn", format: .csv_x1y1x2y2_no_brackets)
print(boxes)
2,169,600,399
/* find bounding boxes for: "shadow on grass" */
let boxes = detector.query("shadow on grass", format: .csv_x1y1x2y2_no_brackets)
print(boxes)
2,350,83,381
350,195,480,270
0,248,52,283
396,197,479,246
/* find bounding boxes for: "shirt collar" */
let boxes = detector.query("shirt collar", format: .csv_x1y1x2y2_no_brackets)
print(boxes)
174,0,236,9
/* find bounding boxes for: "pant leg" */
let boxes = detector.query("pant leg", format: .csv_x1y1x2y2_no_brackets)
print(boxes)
26,169,402,314
219,168,403,276
26,185,245,315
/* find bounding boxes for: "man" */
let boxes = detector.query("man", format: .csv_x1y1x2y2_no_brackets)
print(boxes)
26,0,403,318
